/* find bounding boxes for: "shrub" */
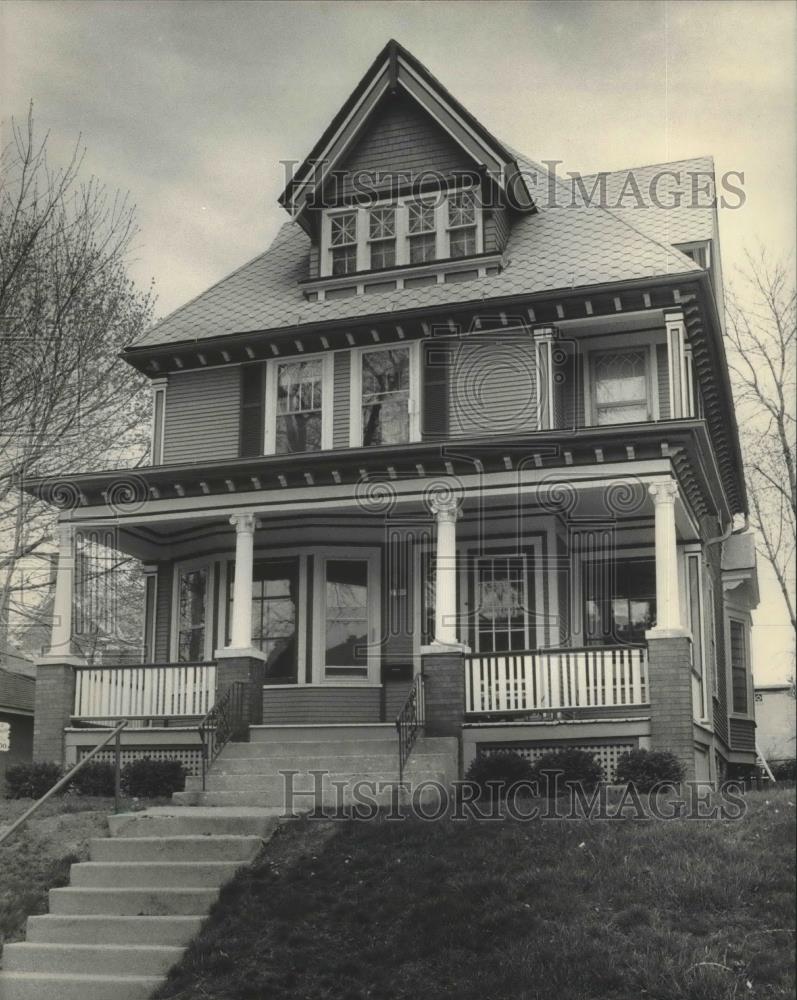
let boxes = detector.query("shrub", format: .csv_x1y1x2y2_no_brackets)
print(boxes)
121,758,187,798
771,758,796,782
5,761,64,799
464,751,535,797
530,748,604,796
69,761,117,797
615,749,685,791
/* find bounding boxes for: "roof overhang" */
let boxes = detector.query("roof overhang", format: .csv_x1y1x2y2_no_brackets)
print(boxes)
278,39,535,230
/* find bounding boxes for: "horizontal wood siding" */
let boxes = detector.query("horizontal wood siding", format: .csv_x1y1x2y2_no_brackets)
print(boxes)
656,344,671,419
337,92,474,196
163,369,240,464
729,716,756,751
154,562,173,661
449,335,537,436
260,687,382,724
333,351,351,448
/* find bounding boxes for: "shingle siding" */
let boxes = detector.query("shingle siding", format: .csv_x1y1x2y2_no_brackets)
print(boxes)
163,369,241,464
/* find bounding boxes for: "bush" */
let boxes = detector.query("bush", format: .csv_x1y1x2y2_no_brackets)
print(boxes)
69,761,116,797
530,748,604,796
615,749,685,792
771,758,796,782
121,758,187,798
464,751,535,797
5,761,64,799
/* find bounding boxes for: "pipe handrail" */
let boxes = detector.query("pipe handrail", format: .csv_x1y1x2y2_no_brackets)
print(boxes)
0,720,129,847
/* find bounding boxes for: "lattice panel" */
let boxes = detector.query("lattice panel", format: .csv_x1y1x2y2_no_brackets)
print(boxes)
78,746,203,777
481,741,636,782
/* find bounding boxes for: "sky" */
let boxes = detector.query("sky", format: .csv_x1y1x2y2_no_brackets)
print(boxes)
1,0,794,680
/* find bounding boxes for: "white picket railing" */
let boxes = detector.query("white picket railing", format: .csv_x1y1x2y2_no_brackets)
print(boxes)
73,662,217,721
464,646,648,715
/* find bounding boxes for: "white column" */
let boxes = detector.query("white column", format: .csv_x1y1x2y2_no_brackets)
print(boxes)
228,513,258,650
47,523,76,658
429,494,463,648
647,480,686,636
665,310,687,419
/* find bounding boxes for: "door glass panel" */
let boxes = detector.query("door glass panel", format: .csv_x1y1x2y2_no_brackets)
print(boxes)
325,560,369,678
361,347,410,446
475,556,528,653
178,567,207,661
228,559,299,683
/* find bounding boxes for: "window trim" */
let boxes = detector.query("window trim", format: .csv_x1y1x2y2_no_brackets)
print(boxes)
150,380,167,466
348,340,422,447
581,334,662,427
590,346,654,426
264,351,334,455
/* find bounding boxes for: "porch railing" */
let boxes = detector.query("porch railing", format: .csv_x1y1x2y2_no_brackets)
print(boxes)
396,674,425,786
73,662,217,722
464,645,648,715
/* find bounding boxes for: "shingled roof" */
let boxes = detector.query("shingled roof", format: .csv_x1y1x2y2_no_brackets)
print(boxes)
127,151,704,353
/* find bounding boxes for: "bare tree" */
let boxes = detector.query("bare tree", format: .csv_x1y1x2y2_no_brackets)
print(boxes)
0,107,155,651
726,248,796,634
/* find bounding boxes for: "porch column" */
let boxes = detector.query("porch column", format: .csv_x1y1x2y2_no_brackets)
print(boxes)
48,523,76,657
648,480,685,636
429,494,463,647
228,513,258,650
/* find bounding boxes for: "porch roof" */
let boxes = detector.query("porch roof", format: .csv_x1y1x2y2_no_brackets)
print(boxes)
23,420,729,529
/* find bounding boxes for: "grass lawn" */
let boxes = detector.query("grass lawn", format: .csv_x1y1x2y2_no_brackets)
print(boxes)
0,793,163,958
156,787,795,1000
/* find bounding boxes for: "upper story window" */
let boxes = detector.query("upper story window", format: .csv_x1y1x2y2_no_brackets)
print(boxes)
447,191,477,258
265,355,333,455
350,342,421,447
368,207,396,270
593,349,650,425
320,188,482,277
330,211,358,275
729,618,749,713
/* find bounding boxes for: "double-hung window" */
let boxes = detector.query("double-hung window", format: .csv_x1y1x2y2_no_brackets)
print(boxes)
407,201,437,264
351,342,420,447
447,190,477,258
329,211,358,275
593,349,650,425
368,207,396,270
270,357,329,455
729,618,749,713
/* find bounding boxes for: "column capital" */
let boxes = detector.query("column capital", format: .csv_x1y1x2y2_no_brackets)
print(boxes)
230,513,260,534
649,480,679,505
427,491,461,522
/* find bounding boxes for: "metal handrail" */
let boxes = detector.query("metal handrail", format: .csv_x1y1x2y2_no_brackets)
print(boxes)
396,674,425,787
197,681,247,791
0,720,129,847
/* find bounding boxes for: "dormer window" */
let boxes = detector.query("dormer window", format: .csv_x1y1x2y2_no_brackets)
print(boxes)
368,207,396,269
330,211,358,275
407,201,437,263
447,191,477,258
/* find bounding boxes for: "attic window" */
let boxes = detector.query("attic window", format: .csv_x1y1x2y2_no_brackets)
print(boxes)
330,212,358,275
448,191,477,258
408,201,437,263
369,207,396,269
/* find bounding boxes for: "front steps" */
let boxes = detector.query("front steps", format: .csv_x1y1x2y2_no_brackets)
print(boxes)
173,724,459,809
0,806,280,1000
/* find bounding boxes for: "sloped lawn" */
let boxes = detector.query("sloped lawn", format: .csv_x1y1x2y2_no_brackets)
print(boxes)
156,788,796,1000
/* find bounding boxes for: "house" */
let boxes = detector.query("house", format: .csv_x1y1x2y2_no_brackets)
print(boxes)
0,645,35,784
754,684,796,766
24,38,760,790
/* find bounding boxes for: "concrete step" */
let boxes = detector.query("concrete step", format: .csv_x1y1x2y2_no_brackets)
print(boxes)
200,751,456,776
0,972,162,1000
249,723,395,743
25,914,202,946
222,738,400,757
2,942,183,977
70,861,241,889
184,775,451,809
49,886,218,916
108,806,281,839
90,834,263,863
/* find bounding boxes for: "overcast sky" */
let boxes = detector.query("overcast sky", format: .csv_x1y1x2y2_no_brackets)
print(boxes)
1,0,794,679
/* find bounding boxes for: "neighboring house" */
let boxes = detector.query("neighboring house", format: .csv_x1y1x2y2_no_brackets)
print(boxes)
25,39,759,785
754,684,796,765
0,645,35,782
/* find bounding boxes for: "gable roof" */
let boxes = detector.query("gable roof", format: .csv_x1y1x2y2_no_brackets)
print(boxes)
279,39,535,227
127,150,701,353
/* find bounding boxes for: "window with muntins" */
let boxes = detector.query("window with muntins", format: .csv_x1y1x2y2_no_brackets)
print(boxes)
275,358,324,454
447,190,477,258
368,207,396,270
730,619,749,713
407,201,437,264
593,349,650,425
330,211,358,275
361,346,411,446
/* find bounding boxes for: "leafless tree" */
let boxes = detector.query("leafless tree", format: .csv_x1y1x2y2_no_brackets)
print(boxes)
0,107,155,652
726,248,796,635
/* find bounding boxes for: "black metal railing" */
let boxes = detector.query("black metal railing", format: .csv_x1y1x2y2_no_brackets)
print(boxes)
396,674,425,787
197,681,247,790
